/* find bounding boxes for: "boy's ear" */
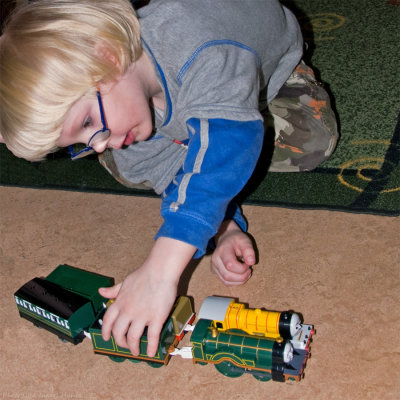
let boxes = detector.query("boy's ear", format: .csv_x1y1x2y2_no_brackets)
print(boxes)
0,132,4,143
95,43,121,70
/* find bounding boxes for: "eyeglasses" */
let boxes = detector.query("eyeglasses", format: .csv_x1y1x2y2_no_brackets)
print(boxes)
68,90,110,160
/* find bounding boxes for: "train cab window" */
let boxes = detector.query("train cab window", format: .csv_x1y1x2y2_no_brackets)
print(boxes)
215,322,223,329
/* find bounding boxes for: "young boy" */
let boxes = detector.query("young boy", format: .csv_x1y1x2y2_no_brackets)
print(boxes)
0,0,337,357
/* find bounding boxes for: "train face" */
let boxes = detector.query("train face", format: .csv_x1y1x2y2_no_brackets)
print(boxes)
14,265,114,344
89,296,195,366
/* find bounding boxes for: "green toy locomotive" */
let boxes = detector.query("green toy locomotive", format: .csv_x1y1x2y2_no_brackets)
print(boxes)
14,265,314,382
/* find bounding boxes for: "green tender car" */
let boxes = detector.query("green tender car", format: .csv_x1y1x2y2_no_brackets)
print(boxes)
89,296,195,367
14,264,114,344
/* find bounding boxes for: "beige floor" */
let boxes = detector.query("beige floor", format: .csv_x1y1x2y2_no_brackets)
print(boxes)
0,186,399,400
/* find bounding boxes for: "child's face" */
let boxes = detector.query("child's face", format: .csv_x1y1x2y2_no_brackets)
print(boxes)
58,66,155,153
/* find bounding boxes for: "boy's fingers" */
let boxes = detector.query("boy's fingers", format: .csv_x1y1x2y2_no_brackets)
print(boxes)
217,269,251,286
220,252,249,273
99,283,122,299
146,323,163,357
101,304,119,341
122,320,162,357
232,236,256,265
112,314,132,350
240,246,256,266
211,256,251,285
126,321,147,356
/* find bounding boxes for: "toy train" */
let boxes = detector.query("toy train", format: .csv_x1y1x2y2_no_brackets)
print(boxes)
14,265,314,382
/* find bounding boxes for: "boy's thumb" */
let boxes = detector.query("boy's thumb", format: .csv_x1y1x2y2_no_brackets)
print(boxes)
99,283,122,299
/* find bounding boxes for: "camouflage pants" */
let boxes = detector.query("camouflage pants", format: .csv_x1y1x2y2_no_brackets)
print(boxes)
264,61,339,172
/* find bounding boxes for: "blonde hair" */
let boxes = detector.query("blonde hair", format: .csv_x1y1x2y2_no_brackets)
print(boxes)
0,0,142,161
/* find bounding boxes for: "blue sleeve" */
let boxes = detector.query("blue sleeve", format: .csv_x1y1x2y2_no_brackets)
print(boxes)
155,117,264,258
205,201,248,254
224,201,248,232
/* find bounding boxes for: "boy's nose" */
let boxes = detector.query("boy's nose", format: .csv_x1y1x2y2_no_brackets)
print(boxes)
91,137,109,153
89,128,111,153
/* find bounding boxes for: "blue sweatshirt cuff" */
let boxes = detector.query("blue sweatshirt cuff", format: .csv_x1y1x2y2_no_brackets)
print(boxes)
155,201,248,258
155,210,215,258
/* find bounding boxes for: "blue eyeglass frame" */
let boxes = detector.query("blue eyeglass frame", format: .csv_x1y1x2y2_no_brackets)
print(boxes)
68,90,110,160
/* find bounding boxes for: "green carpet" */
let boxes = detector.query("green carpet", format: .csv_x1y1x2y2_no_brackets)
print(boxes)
0,0,399,216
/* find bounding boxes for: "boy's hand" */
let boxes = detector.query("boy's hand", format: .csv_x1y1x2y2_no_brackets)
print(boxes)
99,267,177,357
98,237,196,357
211,220,255,286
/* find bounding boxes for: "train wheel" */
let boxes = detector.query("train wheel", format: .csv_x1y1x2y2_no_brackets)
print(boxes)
147,361,164,368
215,361,244,378
108,356,126,363
253,371,272,382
